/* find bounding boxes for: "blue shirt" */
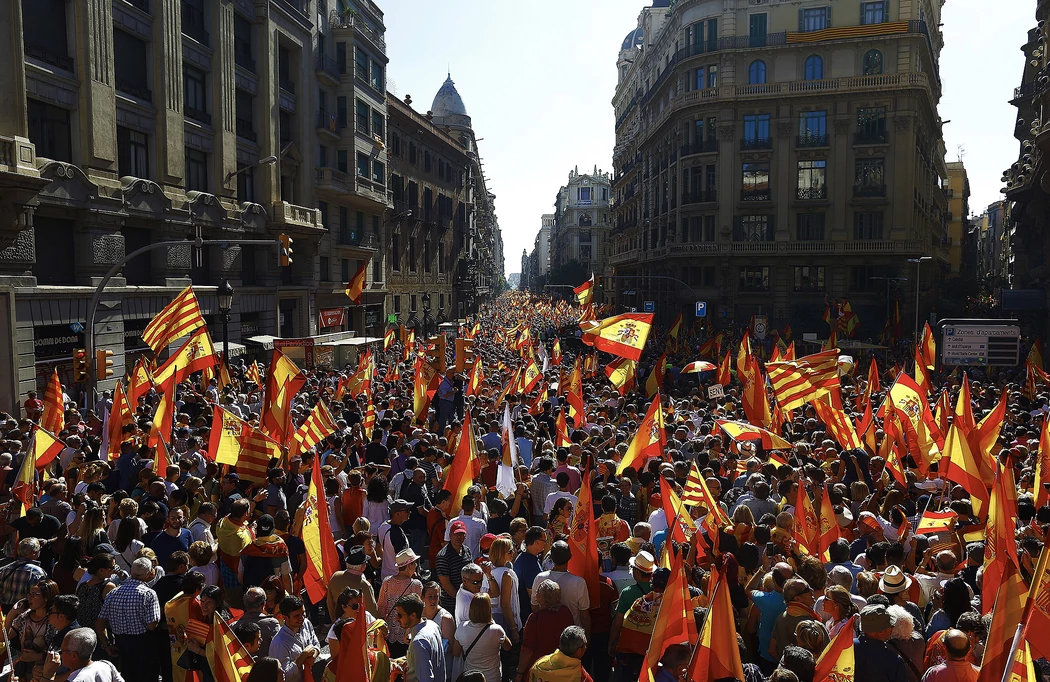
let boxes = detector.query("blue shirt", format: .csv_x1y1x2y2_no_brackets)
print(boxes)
825,560,864,593
751,589,786,662
149,528,192,568
513,551,543,623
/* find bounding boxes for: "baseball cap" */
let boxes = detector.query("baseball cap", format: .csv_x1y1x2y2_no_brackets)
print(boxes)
479,533,497,553
256,514,275,536
450,520,468,535
390,499,412,514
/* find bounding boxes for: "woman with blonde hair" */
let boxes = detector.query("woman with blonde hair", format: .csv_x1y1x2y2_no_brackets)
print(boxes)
822,585,859,636
488,536,521,642
855,571,880,599
107,497,145,541
188,540,220,586
451,593,510,682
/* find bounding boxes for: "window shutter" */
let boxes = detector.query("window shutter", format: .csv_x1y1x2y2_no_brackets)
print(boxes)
882,1,889,21
798,7,805,31
825,6,832,27
860,3,866,24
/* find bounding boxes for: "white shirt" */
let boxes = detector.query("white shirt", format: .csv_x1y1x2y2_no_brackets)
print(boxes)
543,491,577,516
530,569,590,626
647,508,668,535
443,513,488,558
68,660,125,682
454,621,506,682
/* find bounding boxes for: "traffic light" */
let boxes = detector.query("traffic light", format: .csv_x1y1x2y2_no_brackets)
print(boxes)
95,349,115,380
595,275,602,287
426,334,447,373
279,233,293,266
72,348,89,383
455,338,476,373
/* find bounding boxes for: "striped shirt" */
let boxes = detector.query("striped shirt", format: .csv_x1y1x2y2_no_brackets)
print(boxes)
434,543,472,612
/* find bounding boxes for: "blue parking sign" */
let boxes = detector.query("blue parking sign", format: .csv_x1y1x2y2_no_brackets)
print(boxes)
695,301,707,317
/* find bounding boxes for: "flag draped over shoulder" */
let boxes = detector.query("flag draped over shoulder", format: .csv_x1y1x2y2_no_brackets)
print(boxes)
207,405,281,484
567,461,600,606
617,394,665,475
581,313,653,361
41,369,64,436
765,349,841,411
261,350,306,445
302,452,340,603
142,285,206,353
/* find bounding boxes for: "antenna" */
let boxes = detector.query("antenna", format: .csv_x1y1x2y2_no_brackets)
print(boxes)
957,144,966,161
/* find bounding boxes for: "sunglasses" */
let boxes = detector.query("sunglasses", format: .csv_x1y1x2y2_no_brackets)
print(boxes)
466,578,483,585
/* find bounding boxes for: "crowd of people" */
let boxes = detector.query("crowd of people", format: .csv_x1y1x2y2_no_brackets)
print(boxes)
0,290,1042,682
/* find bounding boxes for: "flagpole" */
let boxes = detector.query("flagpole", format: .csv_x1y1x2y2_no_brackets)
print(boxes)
998,531,1050,682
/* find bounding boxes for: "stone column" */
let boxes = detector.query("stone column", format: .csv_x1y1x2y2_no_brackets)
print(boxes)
76,0,118,173
213,0,238,201
74,223,125,286
153,0,186,191
0,1,28,138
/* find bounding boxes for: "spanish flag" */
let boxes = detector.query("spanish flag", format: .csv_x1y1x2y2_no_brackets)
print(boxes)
566,460,600,606
105,381,133,462
128,357,153,404
977,561,1026,682
261,350,306,445
605,357,637,396
715,351,732,387
207,405,281,484
442,410,480,516
566,358,585,420
384,328,395,350
1037,412,1050,509
689,567,745,682
645,353,667,399
812,616,857,682
915,509,958,535
793,484,820,555
617,394,665,475
982,462,1020,614
154,327,219,385
302,452,340,603
573,274,594,306
716,420,794,451
919,322,937,371
147,371,177,450
642,551,697,682
466,360,484,397
40,368,64,436
555,410,572,447
818,484,839,558
668,312,683,342
581,313,653,361
521,356,542,393
737,334,772,428
1022,532,1050,660
914,345,932,396
345,259,369,304
551,338,562,366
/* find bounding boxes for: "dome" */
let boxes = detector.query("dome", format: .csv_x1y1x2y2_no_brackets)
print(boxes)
431,74,468,118
621,26,644,51
651,0,670,6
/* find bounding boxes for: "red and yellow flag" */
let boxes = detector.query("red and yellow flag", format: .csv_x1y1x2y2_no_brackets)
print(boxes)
207,406,281,484
689,567,745,682
645,353,666,399
148,371,177,451
244,360,262,386
106,381,133,461
617,394,665,475
793,484,820,555
1022,534,1050,660
915,509,958,535
466,360,484,398
765,349,841,411
982,461,1020,614
302,452,340,603
668,313,683,342
551,338,562,366
920,322,937,371
334,609,370,682
142,285,206,353
261,350,306,445
737,333,772,427
289,401,338,461
914,345,932,396
581,313,653,361
555,410,572,447
40,369,64,435
128,358,152,405
1036,413,1050,509
567,460,600,607
206,614,254,682
573,275,594,306
977,561,1027,682
566,358,585,420
605,357,637,396
660,478,696,545
361,399,376,440
881,372,943,472
154,327,219,385
818,484,840,558
443,410,480,516
813,615,857,682
716,420,794,452
345,259,369,304
642,549,697,682
384,328,395,350
715,351,732,387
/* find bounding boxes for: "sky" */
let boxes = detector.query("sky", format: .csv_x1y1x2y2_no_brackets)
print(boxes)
381,0,1031,278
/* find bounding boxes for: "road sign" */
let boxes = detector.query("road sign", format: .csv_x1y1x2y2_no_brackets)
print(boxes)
754,315,768,340
69,322,84,333
643,300,655,313
696,301,707,317
940,321,1021,366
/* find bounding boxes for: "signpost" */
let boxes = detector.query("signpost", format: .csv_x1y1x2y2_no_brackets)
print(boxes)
939,318,1022,366
754,315,768,340
695,301,707,317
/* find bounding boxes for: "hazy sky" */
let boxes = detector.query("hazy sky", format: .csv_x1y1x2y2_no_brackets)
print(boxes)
381,0,1031,277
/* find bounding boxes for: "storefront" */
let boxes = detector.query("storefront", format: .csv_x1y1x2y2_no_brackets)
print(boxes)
34,323,85,392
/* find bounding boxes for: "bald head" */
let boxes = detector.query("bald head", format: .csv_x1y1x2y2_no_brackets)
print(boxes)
943,629,971,660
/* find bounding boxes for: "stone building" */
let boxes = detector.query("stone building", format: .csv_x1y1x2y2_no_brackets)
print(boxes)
609,0,950,334
385,91,471,335
550,167,613,275
0,0,390,409
945,161,969,275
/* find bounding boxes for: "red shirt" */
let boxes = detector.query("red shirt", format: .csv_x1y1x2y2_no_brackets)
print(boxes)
521,606,575,672
426,507,447,568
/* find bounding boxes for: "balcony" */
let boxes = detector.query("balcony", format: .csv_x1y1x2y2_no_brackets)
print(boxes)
316,109,338,138
797,134,829,148
314,47,340,84
124,0,150,12
741,137,773,151
336,228,379,252
681,189,717,205
720,32,788,50
315,167,350,197
272,201,323,231
116,78,152,102
675,39,721,61
23,42,73,71
853,183,887,198
329,10,387,51
236,118,256,142
680,139,719,157
854,130,889,145
740,188,772,202
797,186,827,200
354,176,391,207
185,106,211,126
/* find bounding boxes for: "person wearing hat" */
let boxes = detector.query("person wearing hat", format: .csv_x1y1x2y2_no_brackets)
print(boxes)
326,545,379,619
378,499,413,580
606,549,655,660
435,519,474,613
377,549,423,658
611,564,671,682
855,604,908,682
879,565,927,633
771,578,826,661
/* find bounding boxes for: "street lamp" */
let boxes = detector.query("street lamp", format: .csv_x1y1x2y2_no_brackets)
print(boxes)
907,257,932,345
218,279,235,370
421,292,431,337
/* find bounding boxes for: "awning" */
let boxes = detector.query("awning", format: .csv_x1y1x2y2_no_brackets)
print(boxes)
220,341,247,358
246,335,279,350
320,336,384,347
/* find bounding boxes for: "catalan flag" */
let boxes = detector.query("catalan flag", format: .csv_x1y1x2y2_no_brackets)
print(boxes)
206,614,254,682
141,285,206,353
154,327,219,385
361,399,376,440
682,463,729,525
245,361,262,386
289,401,338,461
765,349,841,411
573,274,594,306
345,259,369,304
302,452,340,603
207,405,281,484
617,394,665,475
580,312,653,361
40,368,64,435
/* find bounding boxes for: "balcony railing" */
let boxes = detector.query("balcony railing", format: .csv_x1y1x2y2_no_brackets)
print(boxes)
316,109,338,133
236,118,256,142
681,189,717,205
854,130,888,145
23,42,73,71
315,48,339,79
720,32,788,50
853,183,887,197
116,78,152,102
740,188,772,202
316,167,350,193
680,139,719,156
741,137,773,150
675,39,721,61
797,134,829,148
797,186,827,200
185,106,211,125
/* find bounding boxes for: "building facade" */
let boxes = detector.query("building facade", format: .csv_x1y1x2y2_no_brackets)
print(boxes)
0,0,393,410
536,214,553,278
945,161,969,275
973,201,1011,287
550,167,613,276
385,92,471,334
609,0,950,335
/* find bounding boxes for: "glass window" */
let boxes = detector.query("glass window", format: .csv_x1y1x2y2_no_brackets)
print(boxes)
741,163,770,200
739,266,770,292
409,237,417,272
798,110,827,146
797,160,826,199
355,47,368,80
802,7,830,31
743,114,770,142
337,150,348,173
117,127,149,179
578,187,593,203
372,111,384,138
748,60,766,85
183,65,207,118
320,257,330,282
356,152,369,178
184,147,207,192
391,234,400,271
695,68,705,91
854,159,886,195
794,266,825,292
371,59,384,91
796,213,825,241
114,29,149,99
854,211,885,240
857,107,887,140
861,1,887,24
27,99,72,163
863,50,883,75
356,99,370,134
707,65,718,88
336,42,346,75
804,55,824,80
736,215,772,241
372,160,385,185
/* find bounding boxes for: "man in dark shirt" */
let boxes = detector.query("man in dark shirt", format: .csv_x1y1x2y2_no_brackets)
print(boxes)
512,526,548,624
853,605,908,682
364,430,389,465
149,508,192,568
399,469,431,558
435,519,472,612
11,507,62,569
219,472,245,517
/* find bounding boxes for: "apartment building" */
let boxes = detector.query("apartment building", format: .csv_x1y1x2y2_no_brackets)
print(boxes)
550,167,613,276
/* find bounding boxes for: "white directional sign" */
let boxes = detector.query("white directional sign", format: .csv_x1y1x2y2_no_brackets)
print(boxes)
941,323,1021,366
